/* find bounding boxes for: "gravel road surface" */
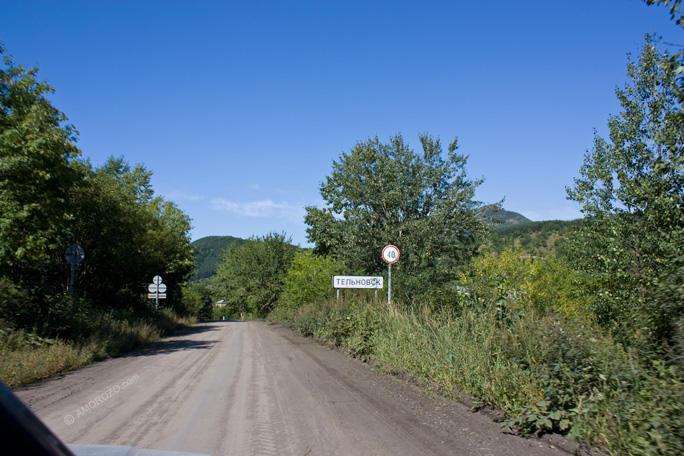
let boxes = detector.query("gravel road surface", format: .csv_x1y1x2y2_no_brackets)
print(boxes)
16,321,574,456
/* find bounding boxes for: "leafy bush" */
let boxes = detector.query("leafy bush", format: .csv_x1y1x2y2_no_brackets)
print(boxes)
213,232,295,318
459,246,590,318
279,252,346,312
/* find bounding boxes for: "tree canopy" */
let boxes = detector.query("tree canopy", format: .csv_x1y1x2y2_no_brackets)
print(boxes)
305,134,496,302
566,35,684,350
0,45,82,279
0,46,196,334
213,232,295,318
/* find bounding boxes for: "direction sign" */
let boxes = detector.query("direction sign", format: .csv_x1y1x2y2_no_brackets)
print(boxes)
148,283,167,293
382,245,400,264
148,275,167,310
65,244,85,265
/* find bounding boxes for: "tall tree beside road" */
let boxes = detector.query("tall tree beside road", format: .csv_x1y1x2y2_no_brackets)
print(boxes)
566,36,684,352
70,157,194,311
213,232,295,318
0,45,195,334
305,134,495,302
0,45,81,279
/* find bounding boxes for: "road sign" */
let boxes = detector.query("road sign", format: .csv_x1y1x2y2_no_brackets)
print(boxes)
65,244,85,265
382,245,400,264
148,276,167,310
148,283,167,293
65,244,85,296
332,276,383,289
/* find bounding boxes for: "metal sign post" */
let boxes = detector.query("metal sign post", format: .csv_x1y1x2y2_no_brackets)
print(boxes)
382,245,399,304
65,244,85,297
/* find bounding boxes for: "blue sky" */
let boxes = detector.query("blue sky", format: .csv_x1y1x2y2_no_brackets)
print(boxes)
1,1,682,246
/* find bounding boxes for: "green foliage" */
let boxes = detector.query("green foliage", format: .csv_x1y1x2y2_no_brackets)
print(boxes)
0,45,196,339
191,235,246,280
460,246,590,318
0,45,82,278
278,251,347,316
212,305,234,321
305,133,496,303
213,232,295,318
0,309,196,389
67,157,195,312
566,36,684,353
180,282,214,320
487,219,582,258
291,296,381,357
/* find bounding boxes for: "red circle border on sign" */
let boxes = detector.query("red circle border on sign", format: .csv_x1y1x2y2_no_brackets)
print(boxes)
382,245,400,264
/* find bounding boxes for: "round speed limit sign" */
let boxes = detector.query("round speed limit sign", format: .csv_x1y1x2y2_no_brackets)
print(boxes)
382,245,400,264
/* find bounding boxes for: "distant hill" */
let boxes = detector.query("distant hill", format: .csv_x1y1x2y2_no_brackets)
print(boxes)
486,209,532,225
192,235,246,281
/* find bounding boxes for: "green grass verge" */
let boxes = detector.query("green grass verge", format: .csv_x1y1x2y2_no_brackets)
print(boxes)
0,309,196,389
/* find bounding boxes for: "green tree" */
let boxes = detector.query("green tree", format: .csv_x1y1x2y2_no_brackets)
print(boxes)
279,251,347,313
213,232,295,318
181,281,214,320
566,36,684,351
0,45,82,279
305,134,495,302
70,157,194,311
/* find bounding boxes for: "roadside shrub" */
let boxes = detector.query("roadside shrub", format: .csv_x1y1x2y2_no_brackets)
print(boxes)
279,252,346,312
292,295,380,357
460,246,590,318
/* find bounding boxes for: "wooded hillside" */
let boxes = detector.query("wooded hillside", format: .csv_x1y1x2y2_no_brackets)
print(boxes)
192,236,246,280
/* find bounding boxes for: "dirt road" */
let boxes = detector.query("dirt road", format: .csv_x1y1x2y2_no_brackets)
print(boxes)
16,321,573,456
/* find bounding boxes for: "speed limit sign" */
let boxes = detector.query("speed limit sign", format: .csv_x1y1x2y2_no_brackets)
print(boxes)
382,245,400,264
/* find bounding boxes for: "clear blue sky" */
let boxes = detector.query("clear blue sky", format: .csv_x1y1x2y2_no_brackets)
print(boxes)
2,1,682,246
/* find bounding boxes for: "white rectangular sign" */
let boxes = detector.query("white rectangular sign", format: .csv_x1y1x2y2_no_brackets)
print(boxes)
332,275,383,289
148,293,167,299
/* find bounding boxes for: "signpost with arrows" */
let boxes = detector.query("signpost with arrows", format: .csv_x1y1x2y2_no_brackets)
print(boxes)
148,275,167,310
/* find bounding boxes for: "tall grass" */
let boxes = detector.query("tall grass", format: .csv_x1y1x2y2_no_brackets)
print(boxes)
282,298,684,455
0,309,196,389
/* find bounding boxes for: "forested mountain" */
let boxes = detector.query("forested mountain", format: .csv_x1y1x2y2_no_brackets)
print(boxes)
487,209,532,225
487,218,583,257
192,236,246,280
